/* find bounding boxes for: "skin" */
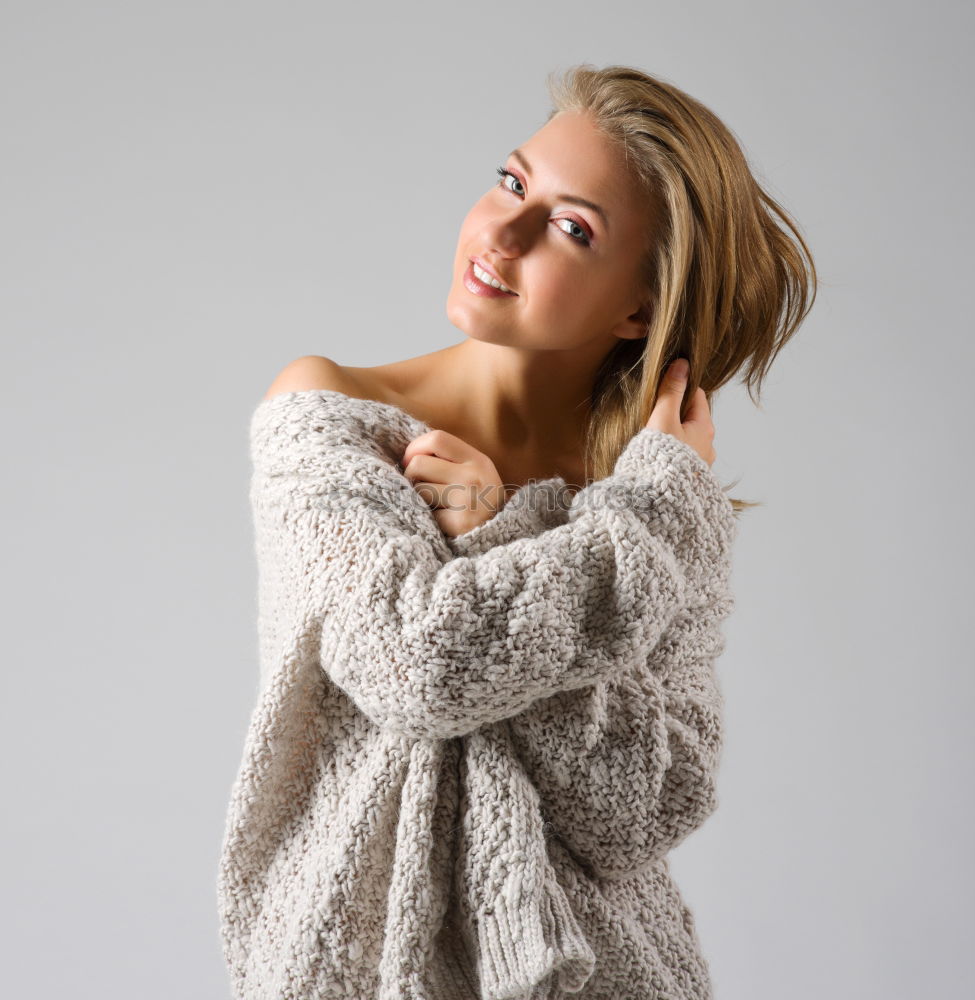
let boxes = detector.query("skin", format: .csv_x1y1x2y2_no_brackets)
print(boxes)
264,110,717,538
401,358,715,538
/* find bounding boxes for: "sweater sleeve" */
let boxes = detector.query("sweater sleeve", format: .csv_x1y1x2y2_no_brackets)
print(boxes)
443,477,571,559
505,578,735,879
252,391,737,742
420,440,736,878
443,482,735,879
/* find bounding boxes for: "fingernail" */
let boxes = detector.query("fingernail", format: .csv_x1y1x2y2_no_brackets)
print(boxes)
672,358,689,380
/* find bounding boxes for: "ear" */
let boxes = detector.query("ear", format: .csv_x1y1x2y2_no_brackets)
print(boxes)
608,297,652,341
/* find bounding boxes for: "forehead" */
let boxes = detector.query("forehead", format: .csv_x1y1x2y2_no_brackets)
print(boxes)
519,111,643,210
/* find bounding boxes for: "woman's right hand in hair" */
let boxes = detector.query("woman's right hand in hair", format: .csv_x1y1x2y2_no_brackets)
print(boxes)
646,358,716,468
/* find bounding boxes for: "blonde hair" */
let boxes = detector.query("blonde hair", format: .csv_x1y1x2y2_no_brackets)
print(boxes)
545,63,818,514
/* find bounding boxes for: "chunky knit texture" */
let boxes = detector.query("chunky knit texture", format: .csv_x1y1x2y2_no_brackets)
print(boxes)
217,389,739,1000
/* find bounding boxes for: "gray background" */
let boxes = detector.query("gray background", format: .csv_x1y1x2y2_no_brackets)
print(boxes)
2,1,972,997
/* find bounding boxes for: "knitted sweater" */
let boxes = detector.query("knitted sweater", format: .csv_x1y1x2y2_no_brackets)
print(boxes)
217,389,739,1000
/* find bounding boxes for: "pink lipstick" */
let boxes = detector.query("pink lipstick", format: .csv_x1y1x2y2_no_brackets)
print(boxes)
464,261,517,298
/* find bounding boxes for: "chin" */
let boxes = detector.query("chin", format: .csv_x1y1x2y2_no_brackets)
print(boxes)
447,315,513,347
445,292,536,350
444,298,498,341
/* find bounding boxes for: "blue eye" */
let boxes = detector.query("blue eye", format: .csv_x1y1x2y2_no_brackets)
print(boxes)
494,166,592,247
495,165,525,196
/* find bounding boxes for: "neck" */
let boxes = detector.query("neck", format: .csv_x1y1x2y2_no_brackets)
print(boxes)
429,340,602,457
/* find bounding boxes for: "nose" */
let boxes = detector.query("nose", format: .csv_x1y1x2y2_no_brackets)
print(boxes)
479,222,522,259
478,200,546,258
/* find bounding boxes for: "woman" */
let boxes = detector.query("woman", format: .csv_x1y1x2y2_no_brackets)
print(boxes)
218,63,816,1000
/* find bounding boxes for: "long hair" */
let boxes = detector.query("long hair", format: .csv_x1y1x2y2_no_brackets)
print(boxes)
545,63,818,513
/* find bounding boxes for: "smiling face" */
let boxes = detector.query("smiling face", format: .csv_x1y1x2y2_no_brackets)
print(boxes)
446,110,656,354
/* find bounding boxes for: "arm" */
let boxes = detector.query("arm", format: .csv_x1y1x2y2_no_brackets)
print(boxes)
443,476,571,558
412,430,736,877
504,577,735,879
253,388,737,742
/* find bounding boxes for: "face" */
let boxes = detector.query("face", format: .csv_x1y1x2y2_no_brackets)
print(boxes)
446,110,655,353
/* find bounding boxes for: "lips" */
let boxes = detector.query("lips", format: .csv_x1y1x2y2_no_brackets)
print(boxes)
470,256,516,294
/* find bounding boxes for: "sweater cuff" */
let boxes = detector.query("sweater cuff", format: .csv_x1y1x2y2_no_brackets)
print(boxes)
475,868,596,1000
445,478,571,559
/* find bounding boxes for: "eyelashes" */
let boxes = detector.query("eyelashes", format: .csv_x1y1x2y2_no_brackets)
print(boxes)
495,165,523,192
494,166,592,247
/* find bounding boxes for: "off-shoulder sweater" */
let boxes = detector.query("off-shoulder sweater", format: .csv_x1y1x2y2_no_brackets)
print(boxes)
216,389,739,1000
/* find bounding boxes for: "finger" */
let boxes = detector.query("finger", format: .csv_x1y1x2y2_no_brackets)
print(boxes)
683,386,713,429
412,480,482,513
401,452,467,486
410,480,448,509
402,428,478,467
650,358,690,425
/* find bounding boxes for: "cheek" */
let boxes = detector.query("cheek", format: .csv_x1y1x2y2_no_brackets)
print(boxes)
530,265,626,336
527,256,594,312
459,197,492,236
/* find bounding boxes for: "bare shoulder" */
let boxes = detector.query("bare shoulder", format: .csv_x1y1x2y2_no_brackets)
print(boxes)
261,355,359,401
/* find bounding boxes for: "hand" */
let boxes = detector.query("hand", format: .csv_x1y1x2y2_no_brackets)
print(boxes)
646,358,717,468
401,429,507,538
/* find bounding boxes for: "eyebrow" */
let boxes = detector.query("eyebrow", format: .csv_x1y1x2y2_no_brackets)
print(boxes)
508,148,611,232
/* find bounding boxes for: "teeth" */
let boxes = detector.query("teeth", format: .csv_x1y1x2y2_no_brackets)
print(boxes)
473,261,513,293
